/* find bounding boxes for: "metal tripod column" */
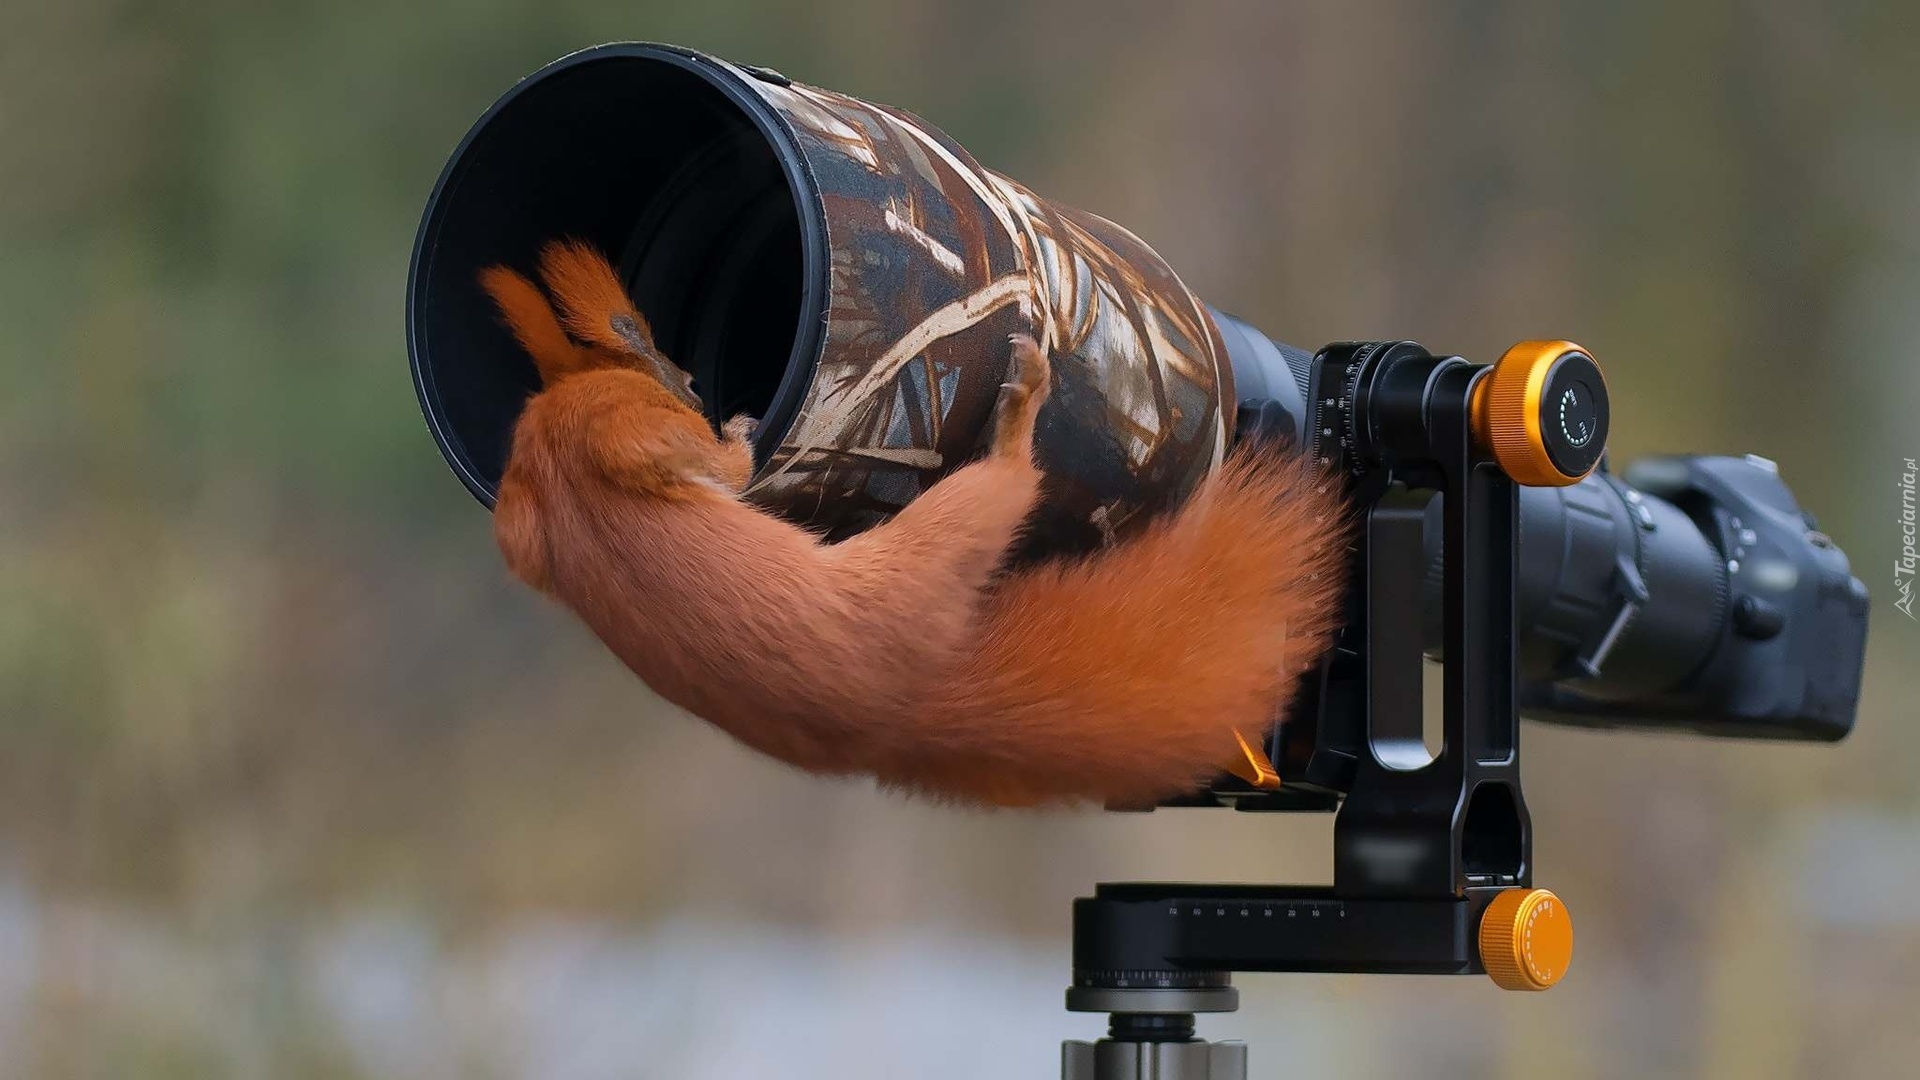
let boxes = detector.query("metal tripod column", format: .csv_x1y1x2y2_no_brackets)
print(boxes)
1061,986,1247,1080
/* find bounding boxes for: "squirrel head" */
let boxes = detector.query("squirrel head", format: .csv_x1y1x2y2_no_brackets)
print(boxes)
479,240,706,415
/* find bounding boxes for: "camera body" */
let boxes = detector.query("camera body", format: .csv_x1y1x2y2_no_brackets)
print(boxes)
1510,454,1868,741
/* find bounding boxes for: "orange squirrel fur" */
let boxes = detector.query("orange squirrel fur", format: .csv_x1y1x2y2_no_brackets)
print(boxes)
482,240,1349,807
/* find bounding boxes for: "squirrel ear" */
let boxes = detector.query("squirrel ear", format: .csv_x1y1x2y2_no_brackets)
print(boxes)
537,239,707,411
478,265,592,385
537,239,651,353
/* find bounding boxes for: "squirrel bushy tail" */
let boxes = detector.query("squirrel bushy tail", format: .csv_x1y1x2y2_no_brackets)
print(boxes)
896,449,1347,806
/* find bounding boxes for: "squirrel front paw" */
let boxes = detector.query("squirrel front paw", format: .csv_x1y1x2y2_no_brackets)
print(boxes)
716,414,760,492
1004,333,1051,399
722,414,759,444
990,333,1051,460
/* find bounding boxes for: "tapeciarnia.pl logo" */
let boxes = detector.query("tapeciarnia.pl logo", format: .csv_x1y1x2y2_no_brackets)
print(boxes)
1899,457,1917,619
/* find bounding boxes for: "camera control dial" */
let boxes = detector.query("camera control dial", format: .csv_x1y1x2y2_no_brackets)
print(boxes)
1471,341,1609,486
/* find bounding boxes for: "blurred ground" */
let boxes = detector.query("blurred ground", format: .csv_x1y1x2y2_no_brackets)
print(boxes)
2,1,1918,1077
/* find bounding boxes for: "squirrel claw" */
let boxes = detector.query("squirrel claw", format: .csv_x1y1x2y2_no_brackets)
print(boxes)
990,334,1051,460
1005,333,1049,396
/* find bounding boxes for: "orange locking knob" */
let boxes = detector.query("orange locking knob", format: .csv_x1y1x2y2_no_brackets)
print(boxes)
1478,887,1574,991
1471,341,1609,486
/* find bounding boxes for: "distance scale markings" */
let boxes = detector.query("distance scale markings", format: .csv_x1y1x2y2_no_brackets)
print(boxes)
1558,383,1595,448
1164,901,1349,920
1307,350,1372,473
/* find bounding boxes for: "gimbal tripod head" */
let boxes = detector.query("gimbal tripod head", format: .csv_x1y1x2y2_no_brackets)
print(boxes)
1061,335,1864,1076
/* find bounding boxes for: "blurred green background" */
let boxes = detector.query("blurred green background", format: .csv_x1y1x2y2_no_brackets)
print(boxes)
3,1,1918,1077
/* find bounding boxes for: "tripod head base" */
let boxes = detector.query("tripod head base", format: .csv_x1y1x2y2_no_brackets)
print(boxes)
1064,986,1238,1014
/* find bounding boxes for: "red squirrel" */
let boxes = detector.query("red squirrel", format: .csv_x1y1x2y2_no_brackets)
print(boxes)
481,240,1348,807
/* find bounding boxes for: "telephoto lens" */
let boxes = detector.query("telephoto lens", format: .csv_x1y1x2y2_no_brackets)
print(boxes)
408,41,1867,747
